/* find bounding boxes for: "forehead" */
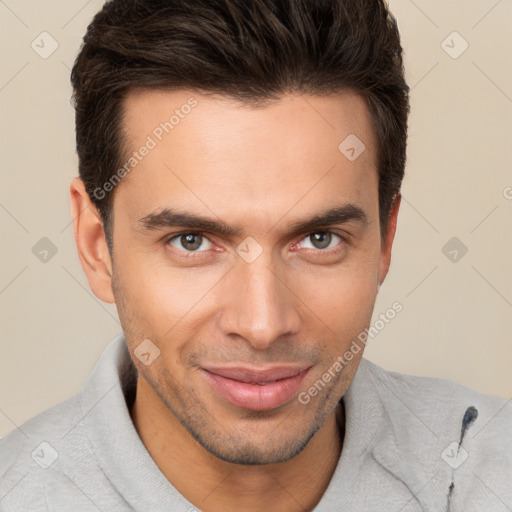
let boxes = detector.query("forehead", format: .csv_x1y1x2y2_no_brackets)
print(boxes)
114,88,379,231
121,88,376,153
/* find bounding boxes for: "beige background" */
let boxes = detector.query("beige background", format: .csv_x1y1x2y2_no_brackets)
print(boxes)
1,0,511,438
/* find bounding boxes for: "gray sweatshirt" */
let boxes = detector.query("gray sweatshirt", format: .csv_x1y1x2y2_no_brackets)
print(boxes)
1,333,511,511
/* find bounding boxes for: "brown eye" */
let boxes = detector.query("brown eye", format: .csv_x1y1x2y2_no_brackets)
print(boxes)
168,233,212,252
309,232,332,249
301,232,341,250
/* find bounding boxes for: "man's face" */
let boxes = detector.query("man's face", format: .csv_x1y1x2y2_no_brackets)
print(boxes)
108,89,393,464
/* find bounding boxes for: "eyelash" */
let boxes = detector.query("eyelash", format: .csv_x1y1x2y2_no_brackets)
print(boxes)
164,230,348,259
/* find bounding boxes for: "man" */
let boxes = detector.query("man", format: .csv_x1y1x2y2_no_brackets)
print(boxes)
1,0,510,510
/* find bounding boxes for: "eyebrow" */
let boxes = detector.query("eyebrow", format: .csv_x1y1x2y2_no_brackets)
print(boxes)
137,203,368,237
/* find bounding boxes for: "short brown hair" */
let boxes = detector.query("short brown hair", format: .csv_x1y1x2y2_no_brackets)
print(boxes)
71,0,410,250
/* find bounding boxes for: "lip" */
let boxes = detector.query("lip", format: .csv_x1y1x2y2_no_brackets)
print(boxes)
201,365,311,411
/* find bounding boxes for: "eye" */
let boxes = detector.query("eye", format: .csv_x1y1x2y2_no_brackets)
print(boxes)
167,232,213,253
298,231,343,251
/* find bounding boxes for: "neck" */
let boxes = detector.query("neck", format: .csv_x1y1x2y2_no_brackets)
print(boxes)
130,375,345,512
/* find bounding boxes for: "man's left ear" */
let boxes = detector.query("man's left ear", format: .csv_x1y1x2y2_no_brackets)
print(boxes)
378,192,401,286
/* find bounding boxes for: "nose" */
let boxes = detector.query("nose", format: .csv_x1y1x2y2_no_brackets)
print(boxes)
218,254,301,350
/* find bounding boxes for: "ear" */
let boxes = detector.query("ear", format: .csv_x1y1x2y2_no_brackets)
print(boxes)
70,178,115,304
378,192,401,286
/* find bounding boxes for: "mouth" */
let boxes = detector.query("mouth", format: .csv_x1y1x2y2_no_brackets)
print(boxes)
200,365,311,411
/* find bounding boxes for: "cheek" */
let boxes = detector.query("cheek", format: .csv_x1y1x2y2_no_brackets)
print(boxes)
294,255,379,341
118,253,226,336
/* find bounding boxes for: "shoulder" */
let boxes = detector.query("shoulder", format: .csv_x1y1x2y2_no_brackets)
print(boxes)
353,358,512,507
360,358,512,484
0,394,85,511
360,357,511,426
1,394,82,469
0,334,130,510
